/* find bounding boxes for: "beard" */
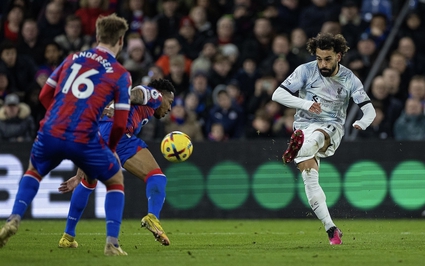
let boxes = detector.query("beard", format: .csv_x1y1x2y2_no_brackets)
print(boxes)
320,64,338,77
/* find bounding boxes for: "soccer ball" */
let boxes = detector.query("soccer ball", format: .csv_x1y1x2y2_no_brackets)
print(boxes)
160,131,193,163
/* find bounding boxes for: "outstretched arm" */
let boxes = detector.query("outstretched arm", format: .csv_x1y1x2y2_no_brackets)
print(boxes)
58,168,86,193
352,102,376,130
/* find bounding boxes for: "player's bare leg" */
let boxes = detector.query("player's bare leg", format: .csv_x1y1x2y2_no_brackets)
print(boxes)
124,149,170,246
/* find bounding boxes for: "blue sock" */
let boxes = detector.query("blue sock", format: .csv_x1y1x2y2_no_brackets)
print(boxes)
146,175,167,219
12,175,40,217
64,183,95,237
105,187,124,238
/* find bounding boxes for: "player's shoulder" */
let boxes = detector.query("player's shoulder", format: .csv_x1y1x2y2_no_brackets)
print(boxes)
339,64,363,88
338,64,357,79
295,61,314,71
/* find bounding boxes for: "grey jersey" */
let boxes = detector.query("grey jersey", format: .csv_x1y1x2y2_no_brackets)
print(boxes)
280,61,370,130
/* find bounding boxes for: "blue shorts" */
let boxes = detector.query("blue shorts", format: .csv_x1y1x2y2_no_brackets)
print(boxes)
30,132,120,182
99,121,148,165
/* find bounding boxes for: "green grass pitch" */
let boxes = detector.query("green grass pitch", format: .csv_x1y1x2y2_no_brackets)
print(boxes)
1,219,424,266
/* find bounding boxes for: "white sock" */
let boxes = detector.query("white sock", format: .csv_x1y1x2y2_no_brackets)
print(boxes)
302,169,335,231
298,131,325,157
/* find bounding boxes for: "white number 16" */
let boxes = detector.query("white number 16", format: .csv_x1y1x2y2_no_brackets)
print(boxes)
62,63,99,99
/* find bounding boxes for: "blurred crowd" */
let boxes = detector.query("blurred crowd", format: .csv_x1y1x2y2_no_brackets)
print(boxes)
1,0,425,143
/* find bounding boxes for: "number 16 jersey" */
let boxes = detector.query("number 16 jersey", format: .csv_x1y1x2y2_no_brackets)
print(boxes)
39,46,132,144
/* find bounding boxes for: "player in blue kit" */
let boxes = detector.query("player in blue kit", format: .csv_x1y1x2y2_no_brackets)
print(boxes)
272,33,376,245
0,14,132,256
57,78,175,248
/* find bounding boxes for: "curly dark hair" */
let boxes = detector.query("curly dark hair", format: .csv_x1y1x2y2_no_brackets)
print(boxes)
148,78,176,95
306,33,350,58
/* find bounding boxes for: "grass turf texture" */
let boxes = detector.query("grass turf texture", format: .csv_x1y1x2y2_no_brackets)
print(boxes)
1,219,424,266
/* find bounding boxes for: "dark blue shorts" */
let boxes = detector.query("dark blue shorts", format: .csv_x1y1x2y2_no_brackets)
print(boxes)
99,121,148,165
30,132,120,182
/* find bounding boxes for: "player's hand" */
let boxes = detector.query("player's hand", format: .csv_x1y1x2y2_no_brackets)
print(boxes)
309,102,322,114
101,107,114,118
58,175,80,193
353,124,363,130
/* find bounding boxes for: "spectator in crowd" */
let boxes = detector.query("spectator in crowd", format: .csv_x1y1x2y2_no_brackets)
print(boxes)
231,0,255,40
276,0,301,35
0,93,35,142
395,36,425,78
407,75,425,111
206,88,244,139
75,0,112,37
156,37,191,76
271,55,290,83
118,0,155,37
0,5,25,43
190,38,217,75
141,19,162,61
225,79,244,108
166,54,190,96
17,19,46,65
393,98,425,141
54,14,91,56
382,67,402,101
0,40,37,100
298,0,340,38
290,27,311,64
163,97,204,141
261,34,301,74
176,16,205,60
194,0,221,27
183,91,204,122
262,1,285,34
155,0,183,40
5,0,32,19
339,0,368,49
214,15,241,47
187,70,212,125
39,41,64,72
189,5,214,40
361,12,390,49
207,122,227,142
343,35,378,82
123,35,154,83
208,53,233,89
245,108,274,139
37,1,65,41
397,11,425,57
388,51,411,96
233,56,261,102
240,17,274,66
368,75,403,138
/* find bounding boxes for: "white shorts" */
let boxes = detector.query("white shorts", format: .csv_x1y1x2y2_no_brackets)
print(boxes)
293,122,344,164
